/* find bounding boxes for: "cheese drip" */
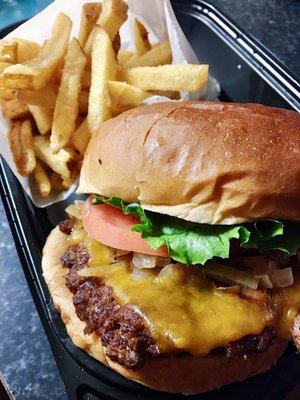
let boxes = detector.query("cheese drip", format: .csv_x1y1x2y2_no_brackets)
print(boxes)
69,224,271,356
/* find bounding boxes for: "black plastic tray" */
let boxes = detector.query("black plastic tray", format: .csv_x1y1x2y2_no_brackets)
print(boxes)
1,1,300,399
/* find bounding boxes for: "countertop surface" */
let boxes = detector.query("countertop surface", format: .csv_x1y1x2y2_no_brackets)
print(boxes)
0,1,299,399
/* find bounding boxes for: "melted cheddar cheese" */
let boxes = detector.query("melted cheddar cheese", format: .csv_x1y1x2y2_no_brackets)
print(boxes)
69,224,299,355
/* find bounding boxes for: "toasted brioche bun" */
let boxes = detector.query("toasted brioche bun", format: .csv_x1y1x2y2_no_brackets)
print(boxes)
78,101,300,225
42,226,287,394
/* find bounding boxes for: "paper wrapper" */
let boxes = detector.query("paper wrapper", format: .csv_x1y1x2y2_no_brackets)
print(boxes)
0,0,219,207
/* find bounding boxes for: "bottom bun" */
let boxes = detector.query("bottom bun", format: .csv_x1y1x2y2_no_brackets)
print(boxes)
42,227,288,394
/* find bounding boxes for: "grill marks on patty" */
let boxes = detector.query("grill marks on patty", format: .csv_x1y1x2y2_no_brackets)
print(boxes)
59,220,277,369
61,243,160,368
226,327,276,358
59,218,75,235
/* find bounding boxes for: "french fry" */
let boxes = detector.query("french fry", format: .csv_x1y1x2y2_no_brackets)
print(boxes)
0,41,18,63
7,121,22,170
18,85,58,108
34,160,51,197
78,2,102,47
133,19,151,56
88,27,117,134
97,0,128,40
2,98,29,119
20,120,36,175
71,118,91,156
18,86,89,113
12,39,41,63
120,64,209,92
0,61,11,74
123,41,172,68
33,135,72,184
0,88,16,100
7,120,36,176
108,81,150,111
83,27,96,59
28,105,53,135
117,50,134,66
51,39,86,153
0,13,72,89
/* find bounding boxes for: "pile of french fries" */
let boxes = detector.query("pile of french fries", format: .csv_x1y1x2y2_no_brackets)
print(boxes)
0,0,209,198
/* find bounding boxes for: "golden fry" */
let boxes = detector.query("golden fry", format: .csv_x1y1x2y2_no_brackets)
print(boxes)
0,88,16,100
71,118,91,156
7,122,22,173
117,50,134,66
78,2,102,47
34,160,51,197
2,98,29,119
33,135,72,184
18,85,58,108
97,0,128,40
123,41,172,68
88,27,117,134
0,41,17,63
7,120,36,176
20,120,36,174
83,27,96,60
133,19,151,56
51,38,86,153
0,61,11,74
28,105,53,135
12,38,41,63
0,13,72,89
108,81,150,110
120,64,209,92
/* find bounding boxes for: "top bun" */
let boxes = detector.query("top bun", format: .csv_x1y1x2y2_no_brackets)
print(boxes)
78,101,300,224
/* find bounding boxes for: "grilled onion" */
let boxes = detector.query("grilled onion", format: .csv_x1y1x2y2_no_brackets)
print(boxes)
270,267,294,288
132,253,157,268
65,200,84,220
256,274,273,289
131,266,154,281
203,262,259,290
78,262,126,277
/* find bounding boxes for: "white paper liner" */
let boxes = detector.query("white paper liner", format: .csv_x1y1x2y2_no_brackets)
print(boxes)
0,0,220,207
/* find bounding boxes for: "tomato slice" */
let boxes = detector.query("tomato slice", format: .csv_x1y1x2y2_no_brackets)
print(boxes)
83,197,168,257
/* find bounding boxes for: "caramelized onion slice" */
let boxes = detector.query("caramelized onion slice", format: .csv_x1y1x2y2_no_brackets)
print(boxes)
216,285,241,294
78,262,126,277
65,200,85,220
132,253,157,268
203,262,259,290
131,266,154,281
256,274,273,289
270,267,294,288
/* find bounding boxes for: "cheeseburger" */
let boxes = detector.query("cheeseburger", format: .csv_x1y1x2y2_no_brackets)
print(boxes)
42,101,300,394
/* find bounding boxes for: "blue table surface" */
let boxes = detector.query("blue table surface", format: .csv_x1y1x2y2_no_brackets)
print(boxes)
0,0,51,28
0,1,299,400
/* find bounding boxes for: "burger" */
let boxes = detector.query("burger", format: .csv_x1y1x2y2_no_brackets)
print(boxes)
42,101,300,394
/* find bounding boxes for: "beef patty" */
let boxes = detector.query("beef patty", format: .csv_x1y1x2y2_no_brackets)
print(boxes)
59,219,276,369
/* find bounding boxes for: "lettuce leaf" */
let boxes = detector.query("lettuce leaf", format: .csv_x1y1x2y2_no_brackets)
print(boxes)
93,196,300,265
